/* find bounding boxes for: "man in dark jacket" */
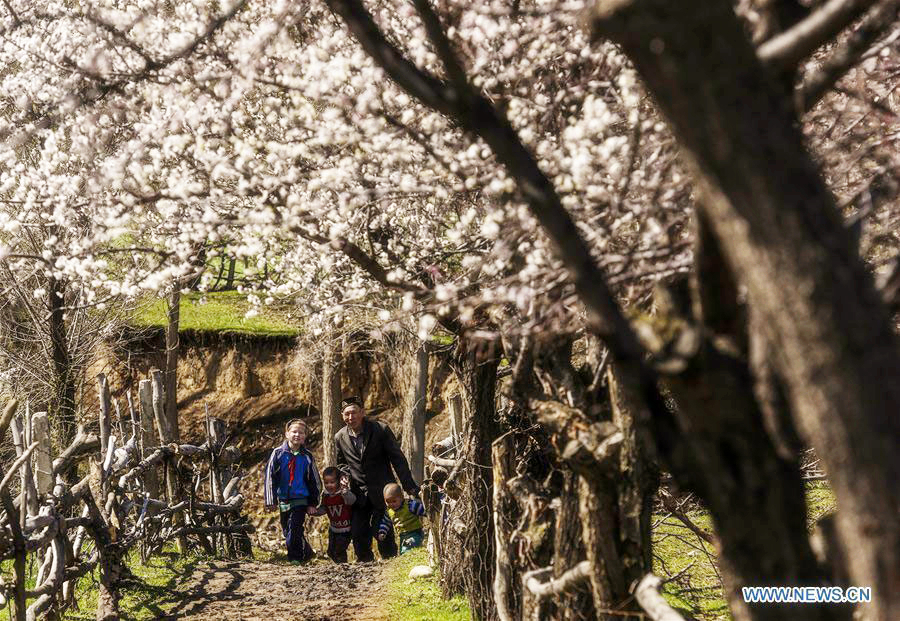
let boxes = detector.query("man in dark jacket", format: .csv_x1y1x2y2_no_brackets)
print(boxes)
334,396,419,561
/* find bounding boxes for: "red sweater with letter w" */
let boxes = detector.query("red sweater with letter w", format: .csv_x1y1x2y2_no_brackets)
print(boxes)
320,491,356,533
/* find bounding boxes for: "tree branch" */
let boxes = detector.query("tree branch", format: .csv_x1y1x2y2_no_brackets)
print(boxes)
796,0,900,111
633,574,686,621
758,0,878,70
523,561,591,599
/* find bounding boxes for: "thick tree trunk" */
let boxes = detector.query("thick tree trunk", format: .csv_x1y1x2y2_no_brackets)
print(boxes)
591,2,900,618
550,473,594,621
402,344,428,484
452,336,501,621
321,341,342,467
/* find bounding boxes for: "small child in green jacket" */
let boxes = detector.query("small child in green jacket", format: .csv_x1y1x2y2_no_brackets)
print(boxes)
377,483,426,554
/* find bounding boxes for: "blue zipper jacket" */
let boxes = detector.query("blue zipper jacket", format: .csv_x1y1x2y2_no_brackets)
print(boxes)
263,442,322,507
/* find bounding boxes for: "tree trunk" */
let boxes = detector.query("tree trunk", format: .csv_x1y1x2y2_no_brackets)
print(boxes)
225,257,236,289
452,336,501,621
491,434,517,621
321,341,343,467
591,2,900,618
47,274,76,448
550,472,595,621
403,344,428,484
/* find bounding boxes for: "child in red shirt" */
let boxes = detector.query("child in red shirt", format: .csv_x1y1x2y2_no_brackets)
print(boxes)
309,466,356,563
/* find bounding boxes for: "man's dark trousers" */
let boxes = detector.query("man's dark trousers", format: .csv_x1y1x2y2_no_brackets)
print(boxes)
279,505,313,561
351,496,397,561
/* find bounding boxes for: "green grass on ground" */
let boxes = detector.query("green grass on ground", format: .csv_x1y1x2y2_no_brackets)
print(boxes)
384,547,470,621
132,290,300,337
653,482,839,620
2,546,200,620
65,549,200,620
654,509,730,620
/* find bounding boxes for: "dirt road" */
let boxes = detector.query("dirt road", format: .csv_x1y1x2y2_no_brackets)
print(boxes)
160,559,388,620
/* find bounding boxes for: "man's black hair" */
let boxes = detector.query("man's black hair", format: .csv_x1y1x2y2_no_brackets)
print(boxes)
340,395,362,409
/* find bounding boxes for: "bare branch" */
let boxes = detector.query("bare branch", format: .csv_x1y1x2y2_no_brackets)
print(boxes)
633,574,686,621
523,561,591,599
659,491,717,546
758,0,878,70
0,442,39,495
797,0,900,111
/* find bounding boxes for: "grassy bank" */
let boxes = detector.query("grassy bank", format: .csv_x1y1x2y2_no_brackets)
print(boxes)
133,290,300,337
384,547,469,621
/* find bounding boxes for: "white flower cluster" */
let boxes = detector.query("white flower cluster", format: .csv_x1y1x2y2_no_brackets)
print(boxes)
0,0,696,342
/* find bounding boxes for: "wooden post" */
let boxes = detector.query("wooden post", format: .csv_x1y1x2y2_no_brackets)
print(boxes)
31,411,53,496
137,379,159,500
403,344,428,484
10,415,39,520
97,374,112,463
151,368,184,553
321,341,342,467
165,288,181,443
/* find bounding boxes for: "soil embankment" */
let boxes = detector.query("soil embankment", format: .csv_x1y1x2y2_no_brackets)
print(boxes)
108,329,454,543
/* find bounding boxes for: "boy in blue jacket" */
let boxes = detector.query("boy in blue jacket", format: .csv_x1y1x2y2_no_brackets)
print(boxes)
264,419,322,563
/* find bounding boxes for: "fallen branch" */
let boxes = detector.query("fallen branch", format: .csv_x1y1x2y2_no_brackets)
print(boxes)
523,561,591,599
427,455,461,469
633,574,686,621
163,523,254,540
659,493,717,545
52,431,100,477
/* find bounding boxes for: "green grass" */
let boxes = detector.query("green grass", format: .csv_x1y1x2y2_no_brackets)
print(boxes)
653,508,730,620
65,549,200,620
132,290,300,337
652,482,839,620
384,547,470,621
2,546,200,620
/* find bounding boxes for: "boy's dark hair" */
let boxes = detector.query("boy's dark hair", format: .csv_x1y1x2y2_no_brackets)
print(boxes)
322,466,342,480
283,418,307,433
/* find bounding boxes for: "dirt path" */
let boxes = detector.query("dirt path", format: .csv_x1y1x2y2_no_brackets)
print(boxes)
160,559,389,620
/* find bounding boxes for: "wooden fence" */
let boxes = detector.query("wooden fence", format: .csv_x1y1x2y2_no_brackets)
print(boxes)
0,371,252,620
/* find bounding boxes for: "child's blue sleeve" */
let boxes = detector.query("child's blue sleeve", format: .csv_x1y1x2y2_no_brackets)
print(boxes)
377,514,392,538
263,448,280,506
408,499,425,517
